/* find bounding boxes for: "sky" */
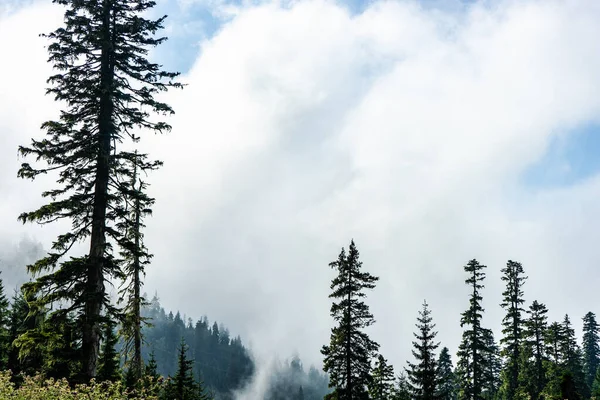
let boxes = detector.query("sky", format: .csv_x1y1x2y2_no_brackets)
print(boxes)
2,0,600,390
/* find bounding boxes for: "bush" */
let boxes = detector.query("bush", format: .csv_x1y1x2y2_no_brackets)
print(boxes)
0,371,161,399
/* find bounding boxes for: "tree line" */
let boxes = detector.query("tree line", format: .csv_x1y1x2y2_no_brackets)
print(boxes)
321,240,600,400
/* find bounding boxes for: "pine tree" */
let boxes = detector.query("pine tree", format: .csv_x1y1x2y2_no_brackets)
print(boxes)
163,339,209,400
481,328,502,400
456,259,489,400
369,354,396,399
17,0,180,380
522,301,548,400
321,240,380,400
437,347,458,400
118,154,154,381
0,273,10,370
499,260,527,400
583,312,600,392
406,300,440,400
561,315,587,399
97,320,121,382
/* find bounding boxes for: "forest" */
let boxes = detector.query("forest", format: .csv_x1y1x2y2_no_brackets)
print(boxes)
0,0,598,399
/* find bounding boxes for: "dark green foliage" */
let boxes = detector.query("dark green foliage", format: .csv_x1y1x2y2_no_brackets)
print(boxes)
561,315,587,398
561,371,582,400
118,155,154,381
437,347,457,400
97,320,121,382
0,274,10,370
591,366,600,399
17,0,180,380
456,259,489,400
141,296,254,398
521,301,548,400
583,313,600,391
369,354,396,399
406,300,440,400
162,339,211,400
499,260,527,400
481,329,502,400
321,240,380,400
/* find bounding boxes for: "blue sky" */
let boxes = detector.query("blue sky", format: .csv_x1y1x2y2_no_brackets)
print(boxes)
149,0,600,190
524,124,600,189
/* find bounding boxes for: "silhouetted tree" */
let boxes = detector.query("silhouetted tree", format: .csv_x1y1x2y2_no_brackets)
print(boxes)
406,300,440,400
369,354,396,399
17,0,180,380
322,240,379,400
437,347,457,400
499,260,527,400
456,259,489,400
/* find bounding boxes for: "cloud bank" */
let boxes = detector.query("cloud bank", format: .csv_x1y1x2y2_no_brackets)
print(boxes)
2,0,600,385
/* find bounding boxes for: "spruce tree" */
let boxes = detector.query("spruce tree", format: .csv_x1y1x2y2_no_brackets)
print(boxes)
97,320,121,382
163,339,209,400
456,259,489,400
499,260,527,400
583,312,600,392
437,347,458,400
522,301,548,400
118,155,154,381
321,240,380,400
481,328,502,400
0,273,10,370
17,0,180,380
369,354,396,400
561,315,587,398
406,300,440,400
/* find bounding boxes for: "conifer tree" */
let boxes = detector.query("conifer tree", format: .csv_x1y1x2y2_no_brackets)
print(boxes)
481,328,502,400
582,312,600,391
97,320,121,382
437,347,458,400
456,259,489,400
499,260,527,400
393,372,413,400
321,240,379,400
561,315,587,398
119,155,154,380
522,301,548,400
17,0,180,380
369,354,396,399
0,273,10,370
163,339,210,400
406,300,440,400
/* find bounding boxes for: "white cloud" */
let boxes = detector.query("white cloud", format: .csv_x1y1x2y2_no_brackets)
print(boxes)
3,0,600,390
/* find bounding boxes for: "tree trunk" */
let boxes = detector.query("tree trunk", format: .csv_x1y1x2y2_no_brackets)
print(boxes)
83,0,114,380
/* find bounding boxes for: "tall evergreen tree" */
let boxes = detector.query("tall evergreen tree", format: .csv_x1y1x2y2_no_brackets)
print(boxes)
369,354,396,400
436,347,458,400
97,320,121,382
0,273,10,370
321,240,380,400
17,0,180,380
499,260,527,400
481,328,502,400
582,312,600,392
561,315,587,399
119,154,154,381
406,300,440,400
522,301,548,400
456,259,489,400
